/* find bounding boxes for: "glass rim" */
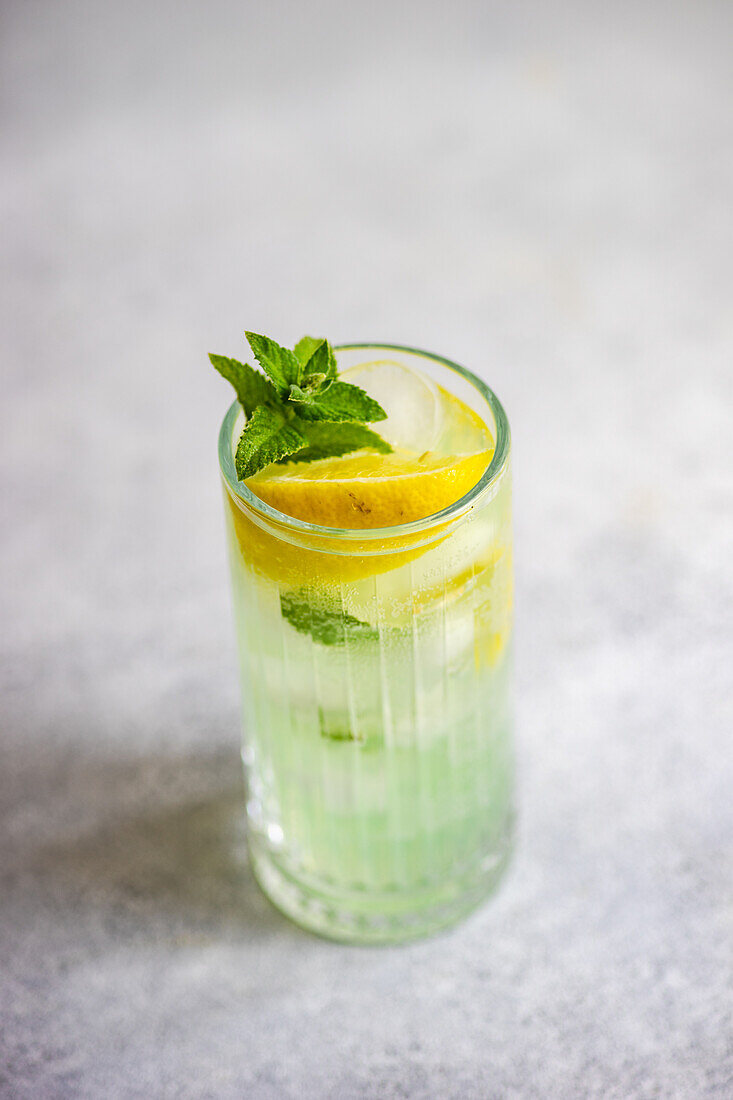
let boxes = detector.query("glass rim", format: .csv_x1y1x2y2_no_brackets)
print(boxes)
218,342,511,541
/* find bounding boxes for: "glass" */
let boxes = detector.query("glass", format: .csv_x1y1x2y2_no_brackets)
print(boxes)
219,344,514,942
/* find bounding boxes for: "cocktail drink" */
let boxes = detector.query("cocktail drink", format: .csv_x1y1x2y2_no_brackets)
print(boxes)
217,341,513,942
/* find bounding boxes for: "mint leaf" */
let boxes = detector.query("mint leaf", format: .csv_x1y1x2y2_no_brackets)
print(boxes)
290,339,338,398
235,405,306,480
280,591,379,646
208,354,279,417
293,335,324,365
283,421,392,463
302,338,338,384
291,376,328,399
289,380,387,423
318,716,361,742
245,331,302,396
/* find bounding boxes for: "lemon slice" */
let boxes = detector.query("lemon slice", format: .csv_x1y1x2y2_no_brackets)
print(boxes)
246,446,493,529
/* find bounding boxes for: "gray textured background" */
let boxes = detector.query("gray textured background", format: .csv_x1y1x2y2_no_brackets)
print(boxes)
2,1,732,1097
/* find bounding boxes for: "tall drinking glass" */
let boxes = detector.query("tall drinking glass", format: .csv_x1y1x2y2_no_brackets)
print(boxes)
219,344,513,943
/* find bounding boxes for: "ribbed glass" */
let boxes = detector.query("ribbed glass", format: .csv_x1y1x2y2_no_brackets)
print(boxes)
219,344,514,943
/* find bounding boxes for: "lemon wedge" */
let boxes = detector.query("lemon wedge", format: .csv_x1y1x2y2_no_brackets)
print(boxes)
246,446,493,529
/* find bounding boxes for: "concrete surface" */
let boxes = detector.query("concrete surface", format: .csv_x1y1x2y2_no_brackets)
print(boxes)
1,1,732,1096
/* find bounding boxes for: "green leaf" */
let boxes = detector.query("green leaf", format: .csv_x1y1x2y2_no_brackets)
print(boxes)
283,420,392,463
288,380,387,423
295,374,328,395
208,354,280,417
291,339,338,397
293,335,324,365
302,337,338,383
280,591,379,646
318,719,361,743
245,331,302,396
288,369,329,401
234,405,306,480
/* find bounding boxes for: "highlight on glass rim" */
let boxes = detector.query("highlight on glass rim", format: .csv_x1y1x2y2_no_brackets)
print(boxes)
212,329,513,943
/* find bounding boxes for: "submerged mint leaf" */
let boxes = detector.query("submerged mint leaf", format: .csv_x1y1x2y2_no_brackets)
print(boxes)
235,406,306,480
280,591,379,646
289,380,387,423
283,421,392,463
317,708,375,744
318,718,360,742
208,354,279,417
245,331,302,396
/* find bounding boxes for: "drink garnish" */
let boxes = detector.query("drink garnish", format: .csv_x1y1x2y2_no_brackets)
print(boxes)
210,331,391,479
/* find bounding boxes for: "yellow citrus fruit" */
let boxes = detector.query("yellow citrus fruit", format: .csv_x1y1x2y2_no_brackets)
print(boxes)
225,487,448,586
245,447,493,530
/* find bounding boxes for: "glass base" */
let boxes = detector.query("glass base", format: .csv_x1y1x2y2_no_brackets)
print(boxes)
248,823,514,945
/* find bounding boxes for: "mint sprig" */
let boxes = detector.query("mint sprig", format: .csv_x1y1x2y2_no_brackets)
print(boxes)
210,331,391,480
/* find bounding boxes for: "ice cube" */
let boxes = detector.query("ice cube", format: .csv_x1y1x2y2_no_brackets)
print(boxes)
341,359,441,453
